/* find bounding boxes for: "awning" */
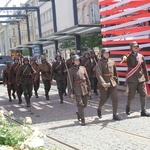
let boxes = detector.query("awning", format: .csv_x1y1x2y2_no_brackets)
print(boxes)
13,24,101,50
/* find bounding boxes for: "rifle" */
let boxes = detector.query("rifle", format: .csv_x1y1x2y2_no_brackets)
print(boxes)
63,58,75,99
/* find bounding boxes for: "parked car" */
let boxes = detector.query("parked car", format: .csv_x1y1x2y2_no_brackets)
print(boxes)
0,56,13,82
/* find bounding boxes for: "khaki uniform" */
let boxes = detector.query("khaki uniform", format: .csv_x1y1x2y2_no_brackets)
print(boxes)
66,58,73,69
125,53,149,111
3,65,15,101
10,63,23,103
16,63,35,107
51,60,66,103
31,62,40,97
36,62,52,100
67,65,91,120
96,58,119,115
81,57,93,88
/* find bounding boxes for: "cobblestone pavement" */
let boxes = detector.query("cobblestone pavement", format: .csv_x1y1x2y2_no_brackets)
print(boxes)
0,83,150,150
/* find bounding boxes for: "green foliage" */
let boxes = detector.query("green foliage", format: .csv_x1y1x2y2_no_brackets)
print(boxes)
81,34,102,49
0,114,33,147
59,40,75,49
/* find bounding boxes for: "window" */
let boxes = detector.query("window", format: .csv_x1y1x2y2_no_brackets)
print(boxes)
83,6,88,24
90,3,99,24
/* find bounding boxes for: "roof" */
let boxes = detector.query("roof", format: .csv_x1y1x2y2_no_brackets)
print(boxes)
13,24,101,50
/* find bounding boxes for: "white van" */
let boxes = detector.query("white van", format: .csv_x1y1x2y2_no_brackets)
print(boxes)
0,56,13,82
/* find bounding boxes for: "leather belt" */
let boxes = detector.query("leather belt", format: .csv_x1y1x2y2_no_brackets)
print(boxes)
103,73,113,76
74,79,86,84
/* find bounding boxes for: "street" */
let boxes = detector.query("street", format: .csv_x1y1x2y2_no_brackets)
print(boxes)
0,83,150,150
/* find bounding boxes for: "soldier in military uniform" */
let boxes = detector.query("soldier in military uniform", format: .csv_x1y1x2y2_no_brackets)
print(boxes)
9,56,23,104
67,55,91,125
66,52,75,69
90,50,98,95
121,41,150,117
96,48,121,120
35,56,52,100
3,61,16,101
80,51,93,89
30,57,40,98
51,54,66,103
16,57,35,107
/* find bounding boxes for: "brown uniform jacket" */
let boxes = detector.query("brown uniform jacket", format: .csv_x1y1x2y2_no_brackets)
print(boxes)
3,67,11,85
96,58,118,87
51,61,66,81
126,53,149,83
36,62,52,81
9,63,21,84
66,58,73,69
80,57,92,72
16,64,35,84
67,65,91,96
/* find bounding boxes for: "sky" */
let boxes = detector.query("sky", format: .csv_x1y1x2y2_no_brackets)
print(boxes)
0,0,28,21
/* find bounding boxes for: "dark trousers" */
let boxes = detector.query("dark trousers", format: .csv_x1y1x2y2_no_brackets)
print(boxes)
93,77,98,93
7,84,15,100
98,86,118,115
43,80,51,96
12,83,23,103
56,79,66,101
127,82,146,111
33,79,40,95
75,95,88,119
21,82,33,105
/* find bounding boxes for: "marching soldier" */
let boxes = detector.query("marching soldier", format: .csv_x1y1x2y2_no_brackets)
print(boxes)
121,41,150,117
96,48,121,121
3,61,16,101
66,52,75,69
30,57,40,98
90,50,98,95
67,55,91,125
9,56,23,104
16,57,35,107
51,54,66,103
35,56,52,100
80,51,93,88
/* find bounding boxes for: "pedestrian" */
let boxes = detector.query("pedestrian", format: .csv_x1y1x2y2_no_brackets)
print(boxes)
51,54,66,103
96,48,121,121
3,61,16,101
121,41,150,117
35,56,52,100
16,57,35,107
67,55,91,125
9,56,23,104
30,57,40,98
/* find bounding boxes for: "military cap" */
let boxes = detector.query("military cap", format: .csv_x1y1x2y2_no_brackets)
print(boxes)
55,54,61,59
100,48,110,56
130,41,139,48
70,52,75,55
41,56,47,61
6,61,12,65
13,56,20,61
83,51,90,56
23,57,29,62
72,55,80,62
30,57,36,61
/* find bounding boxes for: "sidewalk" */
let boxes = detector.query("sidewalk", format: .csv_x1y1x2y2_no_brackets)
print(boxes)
0,84,150,150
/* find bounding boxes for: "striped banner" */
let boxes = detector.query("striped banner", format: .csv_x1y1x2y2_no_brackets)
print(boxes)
99,0,150,93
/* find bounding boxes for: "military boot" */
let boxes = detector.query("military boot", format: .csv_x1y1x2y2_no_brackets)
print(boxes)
45,92,49,100
97,109,102,118
141,110,150,117
35,92,39,98
8,92,12,102
12,92,16,99
80,118,86,126
76,112,81,121
126,106,130,115
113,114,121,121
